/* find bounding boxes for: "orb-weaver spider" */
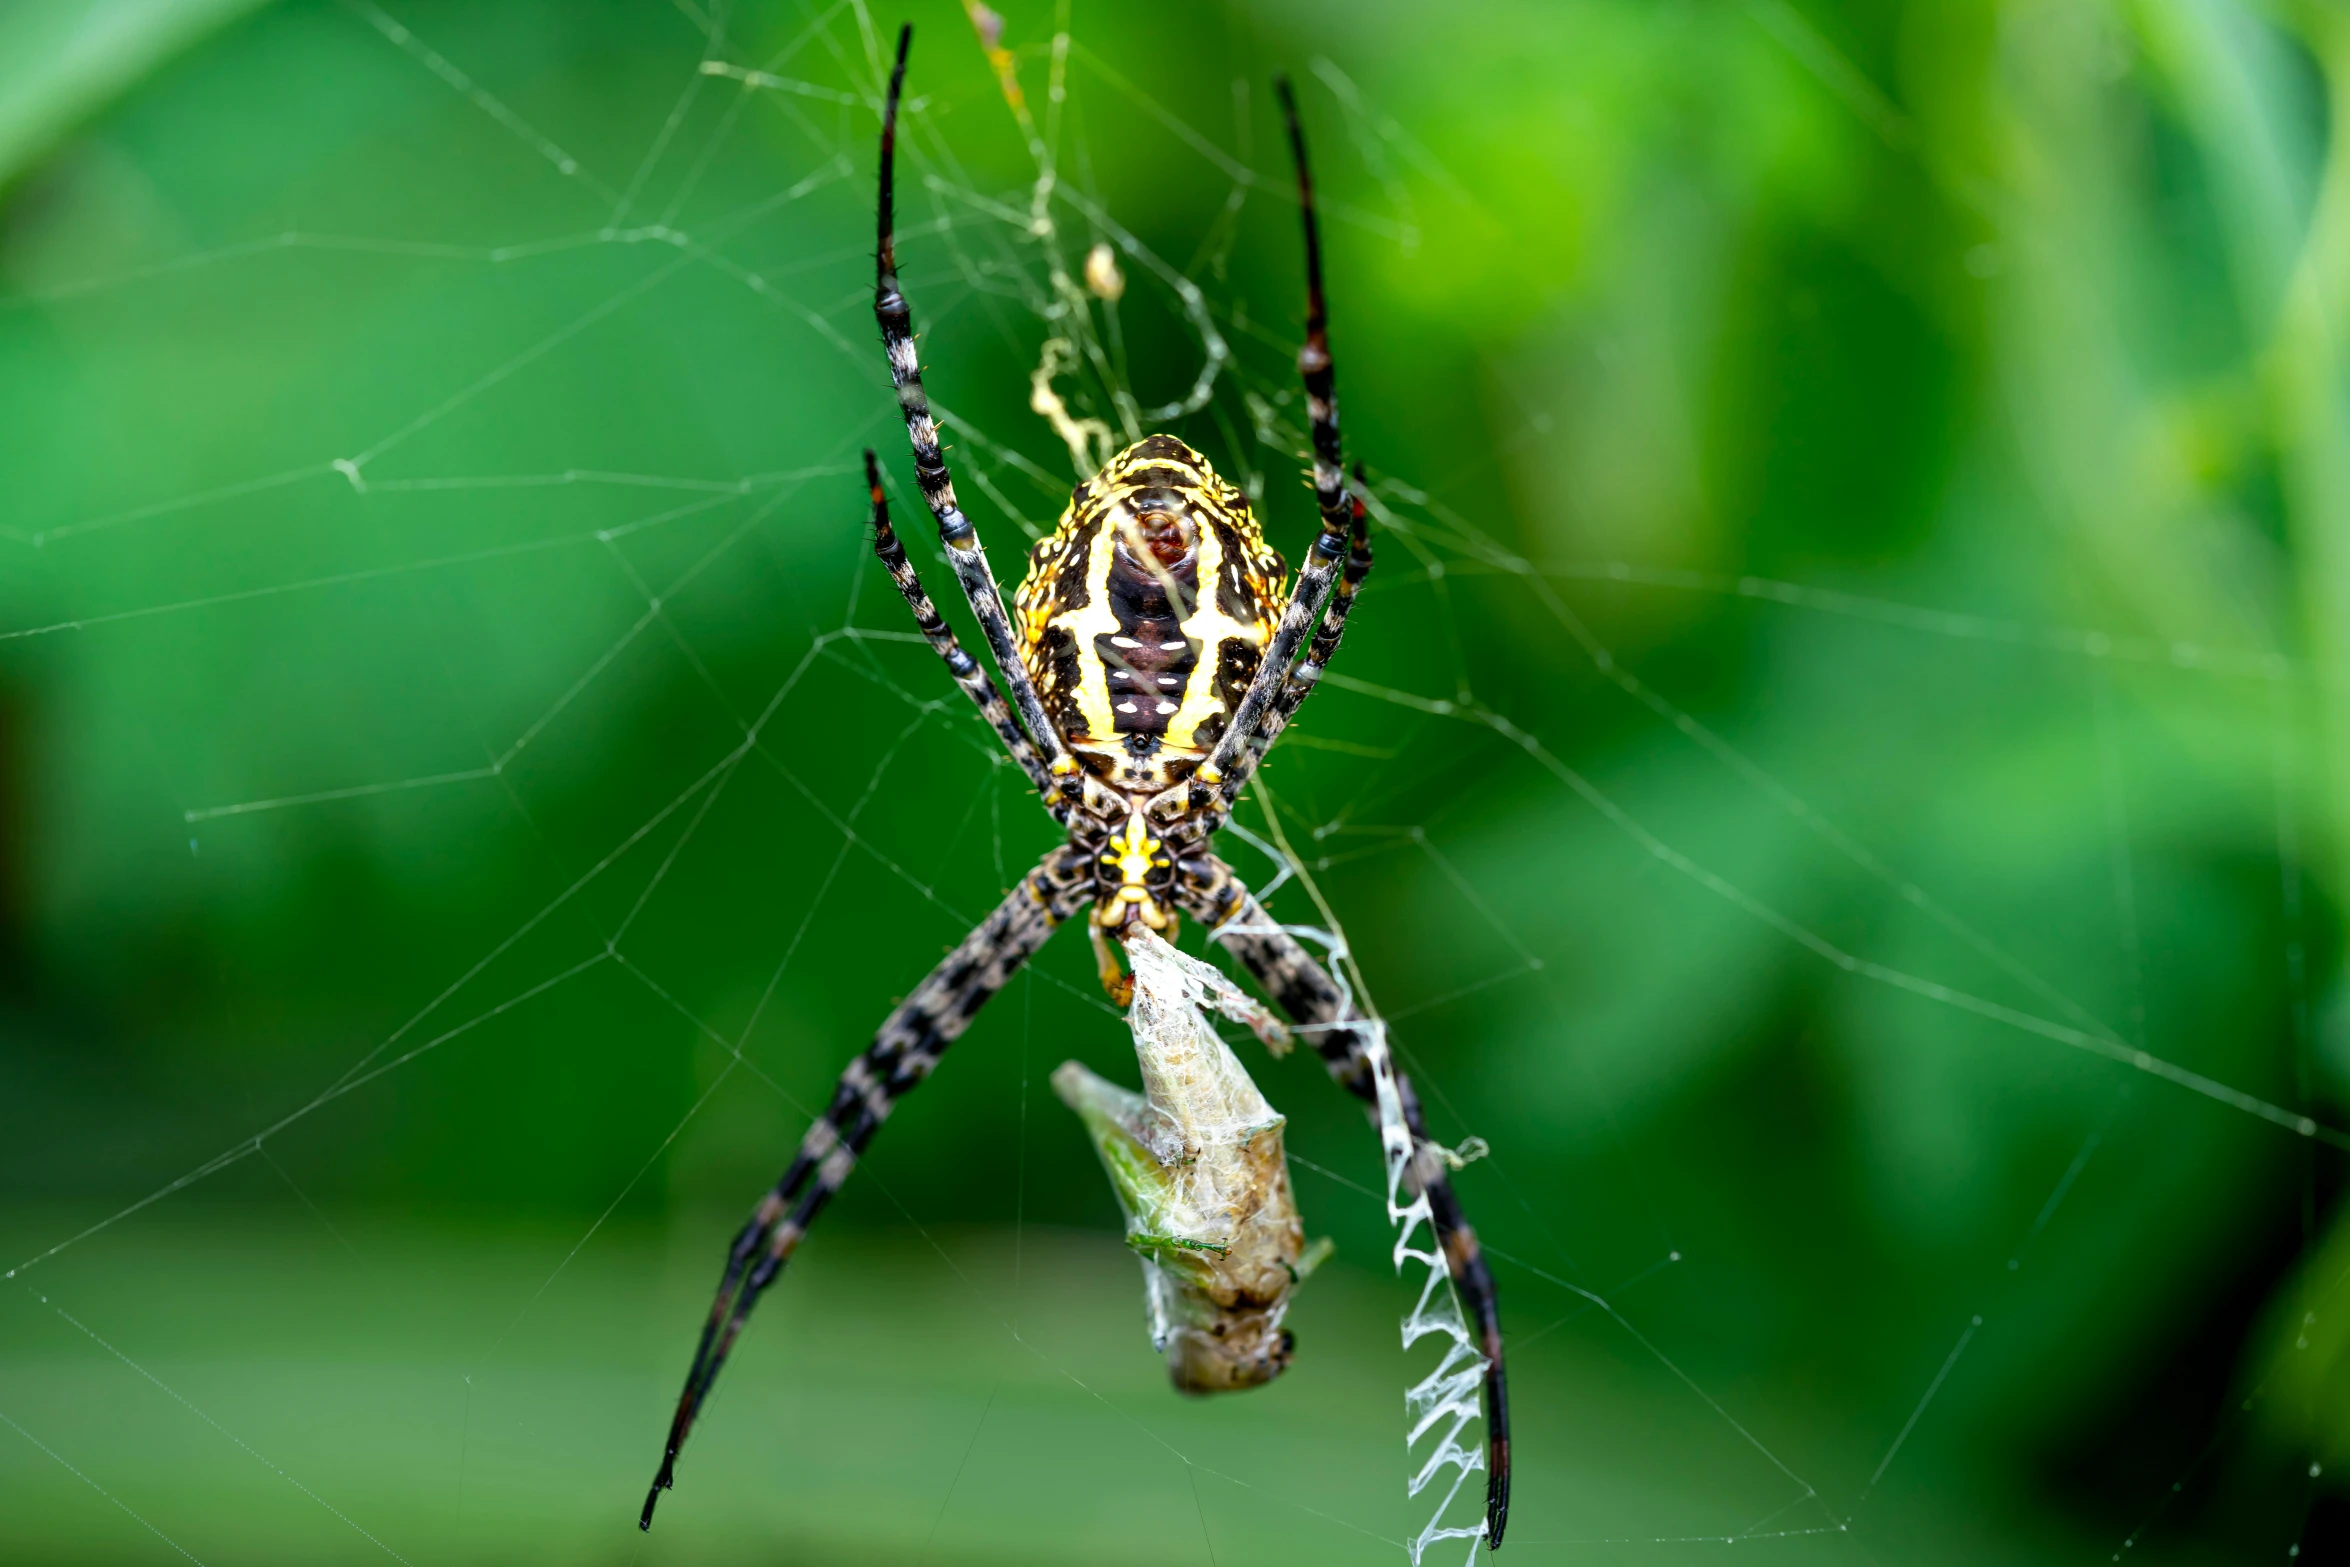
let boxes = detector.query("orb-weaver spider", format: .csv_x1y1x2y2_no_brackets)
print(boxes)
642,23,1511,1546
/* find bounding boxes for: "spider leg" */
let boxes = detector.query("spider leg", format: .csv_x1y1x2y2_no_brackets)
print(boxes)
1165,473,1371,846
864,449,1059,805
1250,467,1372,767
1157,465,1374,855
873,25,1085,810
1277,77,1354,546
642,844,1091,1529
1158,78,1356,836
1178,855,1512,1549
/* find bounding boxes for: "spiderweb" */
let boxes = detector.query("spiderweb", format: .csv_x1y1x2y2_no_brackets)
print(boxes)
0,1,2342,1563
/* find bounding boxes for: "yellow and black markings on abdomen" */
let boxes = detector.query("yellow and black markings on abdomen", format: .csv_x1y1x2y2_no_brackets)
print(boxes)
1014,436,1286,783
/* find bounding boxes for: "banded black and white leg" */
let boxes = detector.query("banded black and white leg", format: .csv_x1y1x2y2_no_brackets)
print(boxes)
641,845,1091,1528
1208,466,1373,822
1179,856,1512,1548
1157,76,1359,836
864,449,1061,809
1276,77,1353,543
1252,470,1372,762
873,26,1107,821
1169,474,1373,846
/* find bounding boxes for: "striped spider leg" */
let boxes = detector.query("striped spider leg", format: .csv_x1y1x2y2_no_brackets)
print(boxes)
1249,470,1373,769
873,23,1116,829
1153,78,1361,845
642,844,1092,1528
643,386,1095,1531
1156,474,1371,850
1194,468,1372,845
862,448,1060,807
1180,856,1512,1547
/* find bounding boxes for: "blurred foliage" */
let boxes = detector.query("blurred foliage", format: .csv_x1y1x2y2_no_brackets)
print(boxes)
0,0,270,186
5,0,2350,1561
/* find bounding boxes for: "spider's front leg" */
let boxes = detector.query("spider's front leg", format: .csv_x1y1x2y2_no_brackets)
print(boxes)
871,25,1120,826
1179,856,1514,1549
641,844,1091,1529
1150,82,1366,844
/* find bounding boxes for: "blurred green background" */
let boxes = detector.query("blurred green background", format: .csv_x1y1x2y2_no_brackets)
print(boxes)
5,0,2349,1561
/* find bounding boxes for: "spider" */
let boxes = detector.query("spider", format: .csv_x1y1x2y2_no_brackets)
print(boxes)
642,24,1512,1547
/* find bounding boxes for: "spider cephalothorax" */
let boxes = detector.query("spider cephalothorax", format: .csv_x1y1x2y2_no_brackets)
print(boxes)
643,25,1513,1549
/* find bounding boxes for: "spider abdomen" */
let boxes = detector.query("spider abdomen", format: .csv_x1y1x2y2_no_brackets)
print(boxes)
1014,436,1286,793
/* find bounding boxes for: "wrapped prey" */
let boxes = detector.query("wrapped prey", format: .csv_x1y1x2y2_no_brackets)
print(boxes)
1052,928,1333,1392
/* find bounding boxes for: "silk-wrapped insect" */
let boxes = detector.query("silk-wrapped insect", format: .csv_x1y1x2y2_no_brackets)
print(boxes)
1053,929,1332,1391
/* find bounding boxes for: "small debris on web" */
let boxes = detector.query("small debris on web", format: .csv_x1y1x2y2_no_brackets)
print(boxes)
1084,241,1127,301
1428,1134,1489,1171
1030,337,1118,475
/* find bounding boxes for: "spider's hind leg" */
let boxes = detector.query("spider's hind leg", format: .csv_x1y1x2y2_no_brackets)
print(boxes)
1178,857,1513,1548
641,845,1089,1529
